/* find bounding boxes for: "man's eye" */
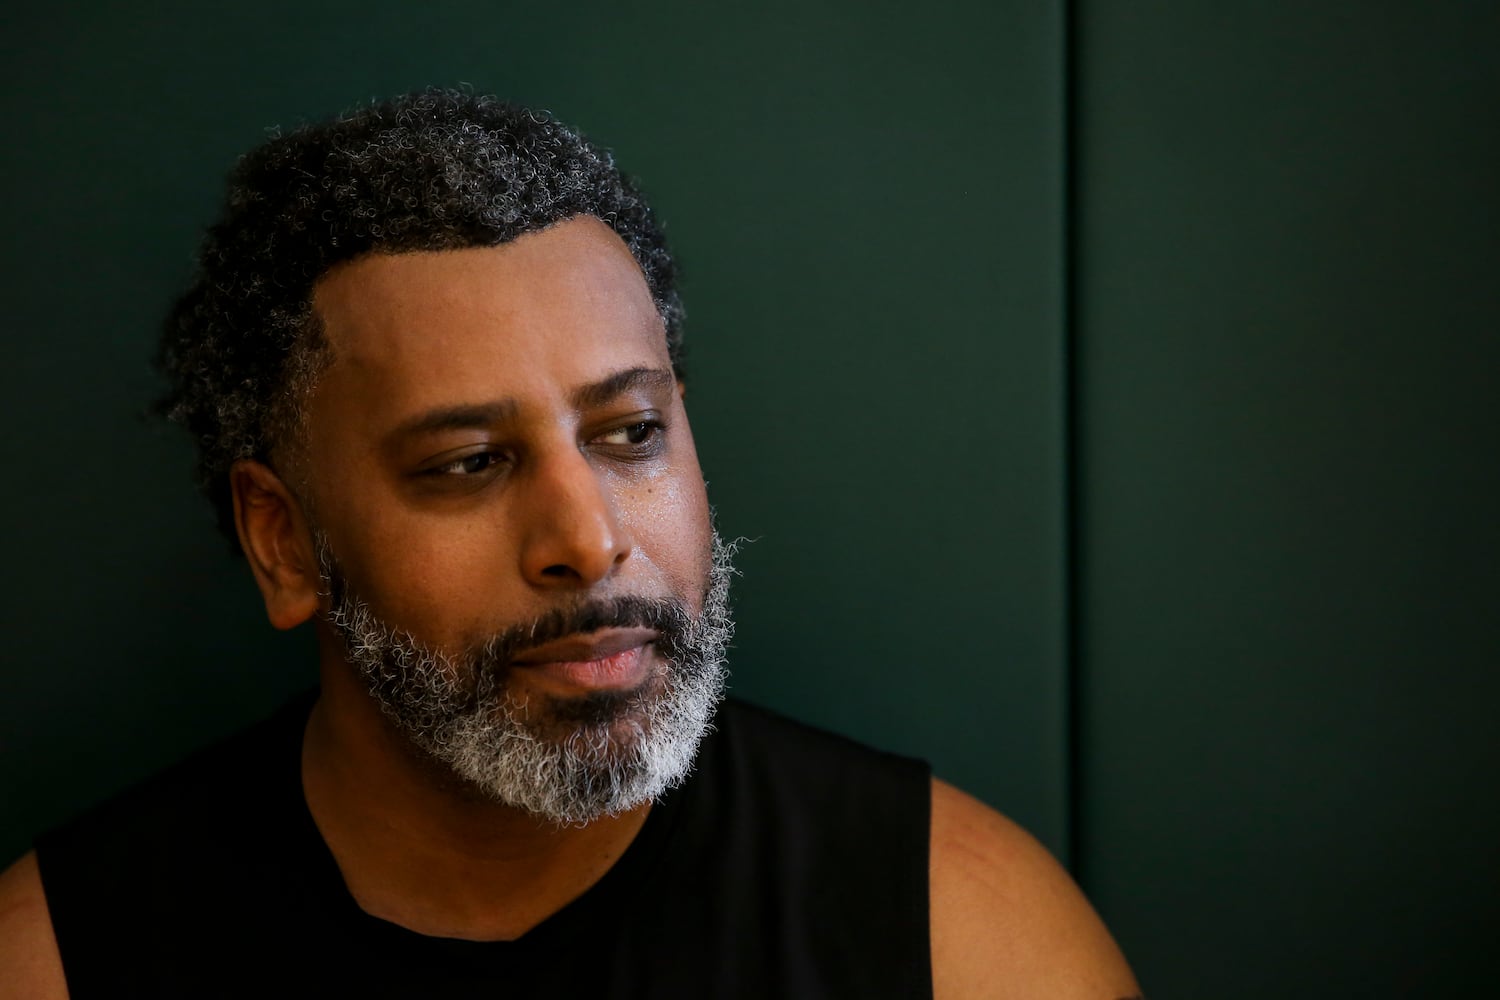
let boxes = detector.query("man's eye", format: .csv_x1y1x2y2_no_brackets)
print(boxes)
597,421,662,448
430,451,506,476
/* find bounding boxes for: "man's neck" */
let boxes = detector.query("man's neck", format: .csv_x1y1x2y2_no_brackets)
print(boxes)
300,648,651,942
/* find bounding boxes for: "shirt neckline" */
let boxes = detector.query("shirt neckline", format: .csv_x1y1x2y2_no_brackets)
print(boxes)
283,689,692,955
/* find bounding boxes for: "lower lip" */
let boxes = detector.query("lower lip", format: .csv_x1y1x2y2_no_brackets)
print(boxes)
518,645,651,691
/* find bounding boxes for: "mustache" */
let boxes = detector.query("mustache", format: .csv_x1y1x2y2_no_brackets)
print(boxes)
471,595,695,670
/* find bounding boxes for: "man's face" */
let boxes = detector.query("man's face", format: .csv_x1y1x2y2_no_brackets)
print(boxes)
297,216,728,822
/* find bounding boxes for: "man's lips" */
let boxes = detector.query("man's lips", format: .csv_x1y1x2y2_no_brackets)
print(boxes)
509,627,661,666
508,627,659,690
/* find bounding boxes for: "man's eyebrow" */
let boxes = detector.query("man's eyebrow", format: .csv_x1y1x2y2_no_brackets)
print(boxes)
385,368,676,442
387,399,521,440
571,367,677,410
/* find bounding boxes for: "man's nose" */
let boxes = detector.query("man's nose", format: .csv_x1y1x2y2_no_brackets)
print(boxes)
517,448,632,589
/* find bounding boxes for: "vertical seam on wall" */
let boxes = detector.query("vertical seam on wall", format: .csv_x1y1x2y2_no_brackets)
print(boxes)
1061,0,1084,881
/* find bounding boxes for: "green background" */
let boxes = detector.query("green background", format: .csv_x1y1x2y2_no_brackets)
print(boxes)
1,2,1494,995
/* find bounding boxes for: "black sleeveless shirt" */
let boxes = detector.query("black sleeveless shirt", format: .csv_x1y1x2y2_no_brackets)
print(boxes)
36,695,933,998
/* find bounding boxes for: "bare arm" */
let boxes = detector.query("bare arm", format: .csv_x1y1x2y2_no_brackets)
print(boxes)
929,779,1139,999
0,851,69,1000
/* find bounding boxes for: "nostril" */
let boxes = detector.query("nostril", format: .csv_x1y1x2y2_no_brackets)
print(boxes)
540,564,577,579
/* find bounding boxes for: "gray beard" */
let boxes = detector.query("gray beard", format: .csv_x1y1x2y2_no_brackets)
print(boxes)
318,533,735,826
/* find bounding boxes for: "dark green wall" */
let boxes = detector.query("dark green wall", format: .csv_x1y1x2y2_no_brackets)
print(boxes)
1075,1,1500,995
2,2,1496,995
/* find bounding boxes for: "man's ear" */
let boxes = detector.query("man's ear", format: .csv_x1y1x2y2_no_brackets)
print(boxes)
229,459,321,630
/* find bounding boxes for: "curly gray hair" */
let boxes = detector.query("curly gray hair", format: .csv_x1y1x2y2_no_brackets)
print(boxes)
156,89,684,551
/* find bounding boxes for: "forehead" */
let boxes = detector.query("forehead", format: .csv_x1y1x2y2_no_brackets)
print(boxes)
307,215,669,424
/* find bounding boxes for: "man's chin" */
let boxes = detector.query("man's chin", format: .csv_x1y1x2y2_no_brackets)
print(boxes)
435,687,700,823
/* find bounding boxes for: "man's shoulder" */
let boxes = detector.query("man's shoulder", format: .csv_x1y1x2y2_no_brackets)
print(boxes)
0,852,67,1000
710,701,1140,998
927,780,1140,999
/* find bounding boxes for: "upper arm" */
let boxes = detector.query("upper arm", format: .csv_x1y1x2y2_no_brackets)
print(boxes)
928,779,1140,1000
0,851,70,1000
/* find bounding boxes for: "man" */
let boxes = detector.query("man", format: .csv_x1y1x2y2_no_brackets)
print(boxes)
0,90,1138,997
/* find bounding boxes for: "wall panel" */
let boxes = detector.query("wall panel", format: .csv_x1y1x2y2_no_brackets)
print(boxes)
1074,2,1500,994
